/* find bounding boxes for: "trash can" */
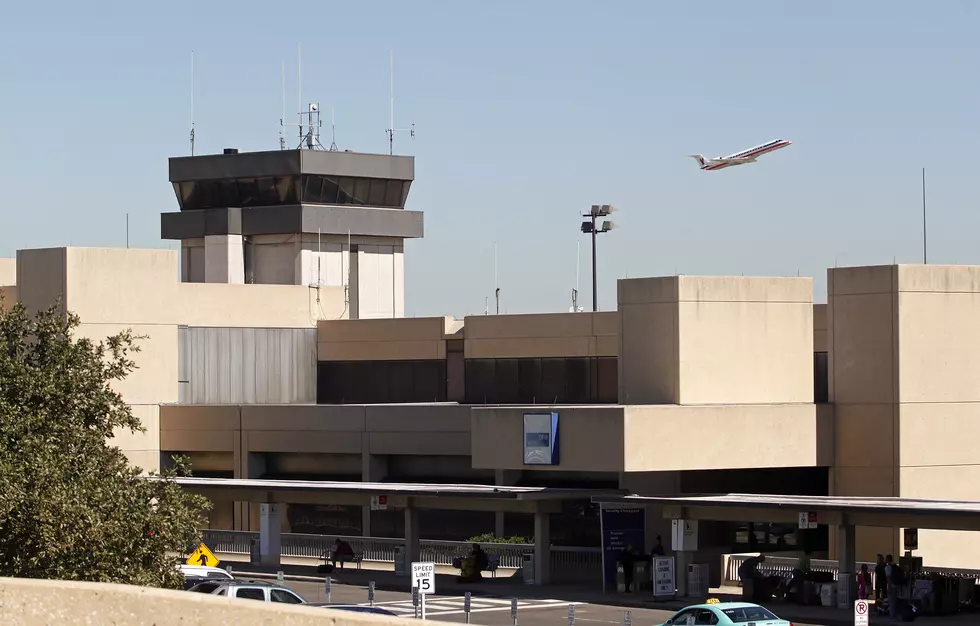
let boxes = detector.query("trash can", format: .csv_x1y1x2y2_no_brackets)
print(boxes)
394,546,406,577
687,563,709,598
635,560,651,591
522,553,536,585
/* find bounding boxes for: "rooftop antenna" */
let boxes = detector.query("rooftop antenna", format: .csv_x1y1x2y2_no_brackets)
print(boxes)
494,242,500,315
298,103,324,149
281,46,325,150
189,51,195,156
279,60,286,150
329,105,339,151
298,43,303,145
571,241,582,312
922,167,928,264
279,44,328,151
385,50,415,155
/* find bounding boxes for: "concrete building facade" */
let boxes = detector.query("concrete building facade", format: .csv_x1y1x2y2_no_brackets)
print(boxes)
2,146,979,575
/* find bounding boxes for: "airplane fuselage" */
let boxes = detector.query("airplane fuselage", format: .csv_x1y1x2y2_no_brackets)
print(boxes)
692,139,792,171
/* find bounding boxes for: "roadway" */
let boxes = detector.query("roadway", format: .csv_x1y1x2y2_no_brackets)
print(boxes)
276,578,828,626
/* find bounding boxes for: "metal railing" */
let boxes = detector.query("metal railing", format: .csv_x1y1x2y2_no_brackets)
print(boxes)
203,530,602,575
725,554,980,587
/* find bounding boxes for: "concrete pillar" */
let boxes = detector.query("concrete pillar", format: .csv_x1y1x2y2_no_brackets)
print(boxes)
837,522,857,608
204,234,244,284
361,454,388,537
259,503,281,568
494,470,521,538
676,551,692,596
232,452,267,531
533,511,552,585
404,500,421,577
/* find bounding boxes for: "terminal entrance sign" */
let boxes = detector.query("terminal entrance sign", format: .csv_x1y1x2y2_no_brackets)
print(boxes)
186,542,220,568
854,599,869,626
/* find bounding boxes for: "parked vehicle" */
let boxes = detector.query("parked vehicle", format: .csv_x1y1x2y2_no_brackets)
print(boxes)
187,579,307,604
177,564,233,590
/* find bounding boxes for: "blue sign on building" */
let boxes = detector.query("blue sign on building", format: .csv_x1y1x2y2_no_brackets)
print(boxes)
522,412,559,465
600,505,646,588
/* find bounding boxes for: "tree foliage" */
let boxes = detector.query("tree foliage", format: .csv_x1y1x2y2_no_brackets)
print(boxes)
0,298,210,588
467,533,532,544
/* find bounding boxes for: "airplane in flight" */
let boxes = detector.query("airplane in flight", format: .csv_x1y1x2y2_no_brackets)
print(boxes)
688,139,792,171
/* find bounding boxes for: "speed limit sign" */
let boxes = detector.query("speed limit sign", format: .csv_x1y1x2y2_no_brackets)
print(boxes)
412,562,436,595
854,599,869,626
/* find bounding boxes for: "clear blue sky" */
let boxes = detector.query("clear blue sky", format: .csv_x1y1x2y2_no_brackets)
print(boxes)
2,1,978,316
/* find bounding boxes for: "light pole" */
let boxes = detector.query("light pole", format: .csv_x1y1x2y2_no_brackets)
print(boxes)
580,204,617,312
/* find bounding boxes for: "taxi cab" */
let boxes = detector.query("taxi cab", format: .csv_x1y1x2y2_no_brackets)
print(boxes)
658,599,793,625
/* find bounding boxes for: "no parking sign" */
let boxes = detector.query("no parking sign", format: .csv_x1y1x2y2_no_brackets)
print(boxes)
854,599,869,626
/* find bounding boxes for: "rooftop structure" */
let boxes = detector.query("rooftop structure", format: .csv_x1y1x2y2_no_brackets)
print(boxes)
161,148,421,319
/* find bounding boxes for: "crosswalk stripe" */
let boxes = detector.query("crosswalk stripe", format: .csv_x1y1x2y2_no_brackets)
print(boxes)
357,598,582,618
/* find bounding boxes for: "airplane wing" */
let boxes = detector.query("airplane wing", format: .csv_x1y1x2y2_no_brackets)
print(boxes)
725,157,757,165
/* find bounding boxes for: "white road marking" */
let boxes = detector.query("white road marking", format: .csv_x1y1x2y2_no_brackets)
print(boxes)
360,597,583,618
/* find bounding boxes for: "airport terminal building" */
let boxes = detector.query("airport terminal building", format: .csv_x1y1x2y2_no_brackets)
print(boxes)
2,147,979,577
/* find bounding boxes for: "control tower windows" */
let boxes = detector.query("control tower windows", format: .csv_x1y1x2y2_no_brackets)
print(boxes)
173,176,411,211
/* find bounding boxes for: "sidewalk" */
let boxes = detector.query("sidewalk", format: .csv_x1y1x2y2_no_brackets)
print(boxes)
217,555,893,626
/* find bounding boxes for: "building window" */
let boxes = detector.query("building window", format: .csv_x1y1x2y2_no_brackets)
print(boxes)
173,175,410,210
464,357,618,405
317,360,447,404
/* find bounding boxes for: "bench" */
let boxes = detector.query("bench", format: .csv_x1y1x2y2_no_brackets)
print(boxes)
452,554,500,578
485,555,500,578
317,549,364,572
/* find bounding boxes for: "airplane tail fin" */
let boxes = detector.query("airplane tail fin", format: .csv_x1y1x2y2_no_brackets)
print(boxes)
688,154,707,168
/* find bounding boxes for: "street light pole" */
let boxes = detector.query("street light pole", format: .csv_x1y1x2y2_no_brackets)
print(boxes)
580,205,617,313
591,212,598,312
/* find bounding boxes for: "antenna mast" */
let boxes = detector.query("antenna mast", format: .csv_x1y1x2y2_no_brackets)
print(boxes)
190,51,195,156
330,105,339,151
279,60,286,150
385,50,415,155
298,43,303,145
281,44,326,150
494,242,500,315
922,167,928,264
571,241,582,312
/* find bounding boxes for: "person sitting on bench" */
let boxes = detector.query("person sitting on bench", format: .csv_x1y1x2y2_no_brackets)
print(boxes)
331,539,355,569
459,544,489,583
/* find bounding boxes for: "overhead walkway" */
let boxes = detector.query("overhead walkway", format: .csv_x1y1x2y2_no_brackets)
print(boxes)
164,476,622,585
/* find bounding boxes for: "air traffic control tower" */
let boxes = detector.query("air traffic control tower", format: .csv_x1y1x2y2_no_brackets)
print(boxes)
160,148,422,319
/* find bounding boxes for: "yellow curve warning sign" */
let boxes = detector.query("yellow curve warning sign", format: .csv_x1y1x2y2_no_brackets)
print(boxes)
186,543,220,568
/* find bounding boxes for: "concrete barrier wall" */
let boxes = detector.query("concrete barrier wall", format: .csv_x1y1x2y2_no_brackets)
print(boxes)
0,577,402,625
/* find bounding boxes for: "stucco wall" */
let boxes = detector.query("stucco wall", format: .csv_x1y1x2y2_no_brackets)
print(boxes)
618,275,814,405
828,263,980,566
0,576,399,625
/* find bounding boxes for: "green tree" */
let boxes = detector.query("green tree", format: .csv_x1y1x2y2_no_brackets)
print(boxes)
0,298,210,588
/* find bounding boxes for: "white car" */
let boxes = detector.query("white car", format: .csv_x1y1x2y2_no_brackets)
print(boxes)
189,580,307,604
